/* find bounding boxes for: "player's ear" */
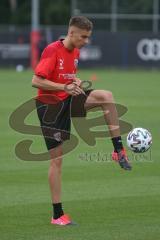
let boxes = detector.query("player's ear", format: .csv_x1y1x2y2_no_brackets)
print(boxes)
69,30,74,37
68,26,75,37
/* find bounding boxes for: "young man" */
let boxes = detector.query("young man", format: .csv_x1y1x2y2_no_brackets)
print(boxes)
32,16,131,226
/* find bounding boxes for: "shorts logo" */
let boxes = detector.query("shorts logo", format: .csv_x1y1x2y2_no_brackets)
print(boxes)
74,59,78,68
59,59,64,69
53,132,62,142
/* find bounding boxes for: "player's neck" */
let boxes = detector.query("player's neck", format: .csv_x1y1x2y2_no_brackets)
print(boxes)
62,38,74,51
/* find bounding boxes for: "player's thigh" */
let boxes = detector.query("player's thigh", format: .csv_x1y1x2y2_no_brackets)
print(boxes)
49,144,63,164
84,89,113,110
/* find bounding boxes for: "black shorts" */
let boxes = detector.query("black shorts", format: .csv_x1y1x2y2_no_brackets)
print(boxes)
36,90,92,150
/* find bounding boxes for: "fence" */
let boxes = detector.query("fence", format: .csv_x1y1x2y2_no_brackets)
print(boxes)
71,0,160,33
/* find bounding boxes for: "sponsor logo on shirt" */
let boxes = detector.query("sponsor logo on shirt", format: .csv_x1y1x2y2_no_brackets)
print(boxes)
59,73,76,79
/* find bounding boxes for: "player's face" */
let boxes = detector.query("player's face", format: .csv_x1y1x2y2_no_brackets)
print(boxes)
69,27,92,49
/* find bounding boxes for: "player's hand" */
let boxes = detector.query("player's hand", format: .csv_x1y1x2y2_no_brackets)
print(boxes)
73,77,82,87
65,82,86,96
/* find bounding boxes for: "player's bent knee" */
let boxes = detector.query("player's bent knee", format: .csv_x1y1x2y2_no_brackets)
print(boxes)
105,90,114,102
86,90,114,108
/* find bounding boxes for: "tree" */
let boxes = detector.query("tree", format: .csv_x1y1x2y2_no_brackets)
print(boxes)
0,0,158,31
40,0,70,25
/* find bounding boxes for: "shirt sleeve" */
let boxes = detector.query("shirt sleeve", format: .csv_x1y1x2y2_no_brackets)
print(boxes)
35,45,57,79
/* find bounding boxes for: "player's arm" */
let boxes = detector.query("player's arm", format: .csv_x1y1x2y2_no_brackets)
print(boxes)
32,74,85,96
32,74,65,91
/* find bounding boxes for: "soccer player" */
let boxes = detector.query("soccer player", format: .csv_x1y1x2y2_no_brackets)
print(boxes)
32,16,131,226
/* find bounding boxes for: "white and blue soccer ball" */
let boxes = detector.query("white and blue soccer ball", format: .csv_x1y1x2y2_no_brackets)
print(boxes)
127,127,152,153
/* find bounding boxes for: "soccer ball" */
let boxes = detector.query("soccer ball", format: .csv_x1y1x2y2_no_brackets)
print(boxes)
127,127,152,153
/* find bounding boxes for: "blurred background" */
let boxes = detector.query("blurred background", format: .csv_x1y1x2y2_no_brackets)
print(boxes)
0,0,160,69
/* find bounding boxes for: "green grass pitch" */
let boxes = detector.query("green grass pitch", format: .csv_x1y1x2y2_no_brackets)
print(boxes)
1,68,160,240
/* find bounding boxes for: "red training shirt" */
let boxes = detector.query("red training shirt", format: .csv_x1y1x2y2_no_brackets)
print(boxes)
35,39,80,104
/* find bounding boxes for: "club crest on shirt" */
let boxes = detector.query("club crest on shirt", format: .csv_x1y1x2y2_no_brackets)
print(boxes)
74,59,78,68
59,59,64,70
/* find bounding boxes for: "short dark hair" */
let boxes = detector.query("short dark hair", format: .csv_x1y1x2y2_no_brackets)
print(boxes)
69,16,93,31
